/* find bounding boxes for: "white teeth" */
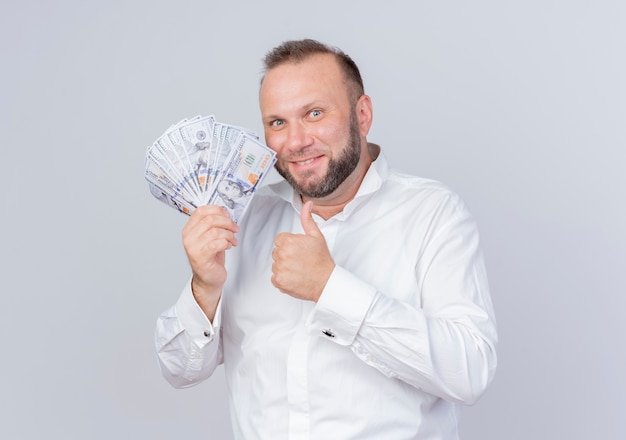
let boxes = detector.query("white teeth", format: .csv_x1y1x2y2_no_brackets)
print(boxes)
296,158,315,166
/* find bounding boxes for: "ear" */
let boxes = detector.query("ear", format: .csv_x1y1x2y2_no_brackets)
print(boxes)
355,94,373,137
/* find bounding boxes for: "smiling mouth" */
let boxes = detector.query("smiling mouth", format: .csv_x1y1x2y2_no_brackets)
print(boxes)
295,158,316,166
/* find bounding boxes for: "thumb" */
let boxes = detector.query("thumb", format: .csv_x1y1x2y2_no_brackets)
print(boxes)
300,201,322,237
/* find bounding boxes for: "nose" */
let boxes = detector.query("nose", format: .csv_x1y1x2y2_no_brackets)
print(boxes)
284,122,312,152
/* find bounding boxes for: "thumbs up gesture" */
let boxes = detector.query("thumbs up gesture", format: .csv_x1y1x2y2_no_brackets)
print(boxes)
271,201,335,302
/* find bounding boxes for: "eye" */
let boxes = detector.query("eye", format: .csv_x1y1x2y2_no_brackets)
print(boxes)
309,109,322,118
270,119,284,128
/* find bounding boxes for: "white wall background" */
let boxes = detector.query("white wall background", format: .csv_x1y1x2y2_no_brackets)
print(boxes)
1,1,624,439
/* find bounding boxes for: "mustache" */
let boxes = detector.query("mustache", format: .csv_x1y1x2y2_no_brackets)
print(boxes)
281,148,325,162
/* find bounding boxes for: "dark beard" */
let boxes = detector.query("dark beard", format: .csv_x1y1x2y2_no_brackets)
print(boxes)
274,111,362,199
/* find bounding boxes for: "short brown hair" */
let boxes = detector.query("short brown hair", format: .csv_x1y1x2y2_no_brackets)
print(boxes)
261,39,364,102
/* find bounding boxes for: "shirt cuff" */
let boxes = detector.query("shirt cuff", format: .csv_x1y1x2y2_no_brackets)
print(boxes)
174,279,223,345
306,265,377,346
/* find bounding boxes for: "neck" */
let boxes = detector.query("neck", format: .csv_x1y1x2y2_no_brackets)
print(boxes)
302,142,379,220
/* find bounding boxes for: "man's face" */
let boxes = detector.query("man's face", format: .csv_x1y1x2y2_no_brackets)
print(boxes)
260,54,366,199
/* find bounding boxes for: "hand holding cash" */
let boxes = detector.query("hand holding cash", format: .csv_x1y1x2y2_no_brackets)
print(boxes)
182,204,238,320
144,114,276,223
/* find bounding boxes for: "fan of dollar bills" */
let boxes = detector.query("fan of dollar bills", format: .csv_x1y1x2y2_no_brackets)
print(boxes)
145,114,276,223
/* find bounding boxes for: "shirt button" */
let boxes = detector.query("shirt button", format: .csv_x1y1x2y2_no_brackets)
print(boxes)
203,330,211,337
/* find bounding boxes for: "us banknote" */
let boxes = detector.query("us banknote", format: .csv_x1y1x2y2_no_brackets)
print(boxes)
145,114,276,223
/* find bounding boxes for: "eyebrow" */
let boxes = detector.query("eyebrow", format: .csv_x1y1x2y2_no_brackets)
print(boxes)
262,101,326,122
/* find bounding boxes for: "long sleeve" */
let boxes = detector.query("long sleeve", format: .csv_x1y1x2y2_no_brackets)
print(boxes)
306,197,497,405
155,280,224,388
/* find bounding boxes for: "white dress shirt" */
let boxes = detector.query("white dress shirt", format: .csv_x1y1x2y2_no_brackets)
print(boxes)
155,148,497,440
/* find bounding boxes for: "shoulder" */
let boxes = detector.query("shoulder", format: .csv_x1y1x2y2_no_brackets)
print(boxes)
369,150,464,213
376,170,480,247
384,169,466,213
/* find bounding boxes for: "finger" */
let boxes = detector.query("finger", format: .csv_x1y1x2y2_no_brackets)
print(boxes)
184,206,215,236
183,215,239,257
184,233,237,264
188,204,225,224
203,227,239,248
273,232,293,247
300,201,323,238
185,205,239,236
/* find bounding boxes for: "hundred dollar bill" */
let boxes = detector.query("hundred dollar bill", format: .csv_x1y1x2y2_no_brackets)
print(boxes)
177,115,216,192
147,181,196,215
152,135,203,201
166,115,212,195
146,114,275,223
144,150,198,206
207,132,276,223
146,144,198,202
163,129,204,199
208,123,259,195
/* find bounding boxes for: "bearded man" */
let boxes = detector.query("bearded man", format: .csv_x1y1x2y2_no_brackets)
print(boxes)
156,39,497,440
